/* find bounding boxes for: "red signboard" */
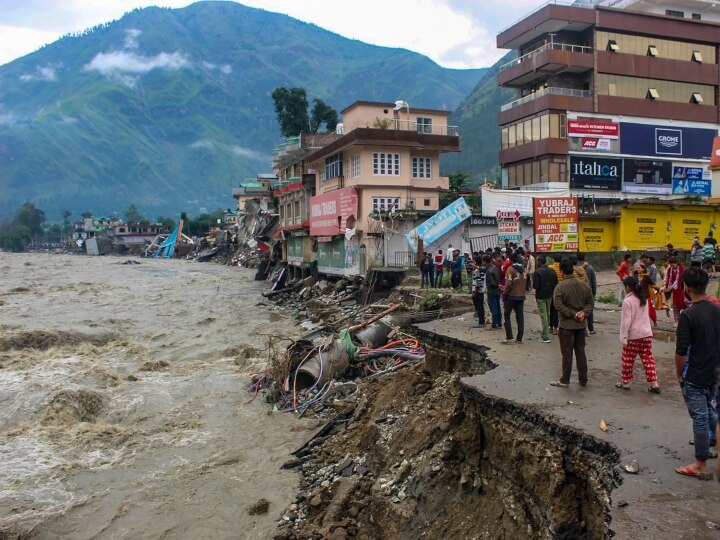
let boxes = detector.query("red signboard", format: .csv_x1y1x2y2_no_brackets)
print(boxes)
710,136,720,171
568,119,619,139
309,187,358,236
532,197,579,253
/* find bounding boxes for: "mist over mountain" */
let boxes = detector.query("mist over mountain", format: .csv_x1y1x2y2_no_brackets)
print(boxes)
0,1,484,220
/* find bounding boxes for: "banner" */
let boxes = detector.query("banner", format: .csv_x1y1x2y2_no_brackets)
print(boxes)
567,119,619,139
623,159,672,194
533,197,579,252
498,219,521,242
405,197,472,252
309,187,358,236
569,155,622,191
672,166,711,195
620,122,715,160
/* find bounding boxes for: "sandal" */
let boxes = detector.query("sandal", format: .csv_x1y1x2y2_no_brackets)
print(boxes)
615,382,631,390
648,387,662,394
675,465,714,480
549,380,569,388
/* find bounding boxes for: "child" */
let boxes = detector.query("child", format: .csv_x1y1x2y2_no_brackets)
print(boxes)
617,276,661,393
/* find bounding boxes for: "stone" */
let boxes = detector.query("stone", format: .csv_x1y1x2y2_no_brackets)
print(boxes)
397,490,407,501
334,457,354,475
321,480,330,488
248,498,270,515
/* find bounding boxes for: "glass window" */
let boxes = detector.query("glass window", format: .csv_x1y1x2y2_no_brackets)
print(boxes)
417,117,432,134
523,162,532,185
501,127,509,149
597,74,715,105
324,153,343,180
411,157,431,179
531,117,540,142
372,152,400,175
372,197,400,212
508,124,516,147
596,30,715,63
549,114,560,138
351,154,360,178
540,114,549,140
523,120,532,145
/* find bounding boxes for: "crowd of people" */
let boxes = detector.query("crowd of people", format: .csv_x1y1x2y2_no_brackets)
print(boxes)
419,234,720,483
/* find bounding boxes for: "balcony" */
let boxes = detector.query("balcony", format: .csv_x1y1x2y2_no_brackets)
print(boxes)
498,43,593,87
390,119,460,137
498,1,595,50
498,87,593,125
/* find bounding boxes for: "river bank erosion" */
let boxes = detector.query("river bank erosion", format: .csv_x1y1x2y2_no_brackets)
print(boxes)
1,253,719,540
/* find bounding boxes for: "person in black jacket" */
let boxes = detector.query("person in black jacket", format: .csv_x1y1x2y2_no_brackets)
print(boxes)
577,253,597,334
485,254,502,329
533,255,558,343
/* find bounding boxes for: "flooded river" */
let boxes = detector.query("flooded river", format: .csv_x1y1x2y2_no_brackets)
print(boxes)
0,253,313,539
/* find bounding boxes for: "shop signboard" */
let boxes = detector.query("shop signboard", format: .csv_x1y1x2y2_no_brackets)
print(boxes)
569,155,622,190
405,197,472,251
497,211,521,242
623,159,673,194
533,197,579,253
309,187,358,236
620,122,715,160
671,166,711,196
567,119,619,139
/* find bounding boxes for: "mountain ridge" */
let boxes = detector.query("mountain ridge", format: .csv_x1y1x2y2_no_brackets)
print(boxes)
0,1,485,219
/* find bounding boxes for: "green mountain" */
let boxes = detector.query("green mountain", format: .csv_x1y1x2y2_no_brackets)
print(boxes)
0,1,484,220
442,51,515,185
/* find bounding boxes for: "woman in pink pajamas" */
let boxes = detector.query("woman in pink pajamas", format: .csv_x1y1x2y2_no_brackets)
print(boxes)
616,276,661,393
663,256,686,322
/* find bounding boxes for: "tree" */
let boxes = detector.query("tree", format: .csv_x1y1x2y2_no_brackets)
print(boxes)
124,204,146,224
81,211,93,219
15,203,45,237
47,224,62,243
157,216,176,231
272,87,309,137
309,99,338,133
0,219,31,251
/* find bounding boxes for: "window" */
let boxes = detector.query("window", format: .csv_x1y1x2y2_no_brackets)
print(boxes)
324,153,343,180
596,31,715,63
692,13,702,20
665,9,684,18
417,117,432,134
647,88,659,99
647,45,658,57
412,156,431,179
607,40,619,52
372,197,400,212
691,93,704,104
351,154,360,178
424,199,431,207
373,152,400,175
692,51,703,63
597,74,715,105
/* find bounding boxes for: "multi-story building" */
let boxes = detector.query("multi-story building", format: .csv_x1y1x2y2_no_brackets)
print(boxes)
273,133,339,279
497,0,719,202
307,101,459,275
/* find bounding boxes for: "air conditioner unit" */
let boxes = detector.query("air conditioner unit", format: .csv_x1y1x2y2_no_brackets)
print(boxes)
335,123,344,135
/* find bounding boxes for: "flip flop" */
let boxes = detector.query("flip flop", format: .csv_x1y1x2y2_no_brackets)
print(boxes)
549,380,569,388
615,383,631,390
648,387,662,394
675,465,713,480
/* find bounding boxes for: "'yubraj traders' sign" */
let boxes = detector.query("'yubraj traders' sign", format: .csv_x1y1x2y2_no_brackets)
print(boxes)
533,197,579,253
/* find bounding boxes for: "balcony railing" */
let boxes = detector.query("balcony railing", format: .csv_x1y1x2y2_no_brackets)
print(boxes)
499,42,593,72
500,87,592,112
272,136,301,156
390,119,460,136
499,0,594,34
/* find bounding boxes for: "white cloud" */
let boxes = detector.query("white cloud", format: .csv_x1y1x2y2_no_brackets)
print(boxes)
230,145,267,162
0,112,18,125
84,50,188,75
190,139,214,149
123,28,141,49
202,61,232,74
19,64,59,82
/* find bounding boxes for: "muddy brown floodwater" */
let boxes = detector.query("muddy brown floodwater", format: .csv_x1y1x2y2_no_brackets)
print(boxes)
0,253,316,539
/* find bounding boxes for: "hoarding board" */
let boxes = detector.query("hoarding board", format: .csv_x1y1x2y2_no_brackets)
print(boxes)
309,187,358,236
569,155,622,191
623,159,672,194
671,166,711,195
567,119,619,139
497,219,521,242
533,197,579,253
620,122,715,160
405,197,472,252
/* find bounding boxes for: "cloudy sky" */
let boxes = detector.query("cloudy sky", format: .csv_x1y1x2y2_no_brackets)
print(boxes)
0,0,546,68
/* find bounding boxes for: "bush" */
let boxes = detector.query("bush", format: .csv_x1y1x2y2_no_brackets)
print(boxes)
595,292,618,305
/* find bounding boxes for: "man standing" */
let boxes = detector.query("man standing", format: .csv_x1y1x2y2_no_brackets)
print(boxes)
550,258,594,388
472,255,488,328
486,254,502,330
674,267,720,480
434,249,444,288
502,254,527,344
451,249,463,289
577,253,597,334
533,255,558,343
524,250,536,293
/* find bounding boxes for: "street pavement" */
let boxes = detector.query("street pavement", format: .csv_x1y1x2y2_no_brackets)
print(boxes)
415,270,720,540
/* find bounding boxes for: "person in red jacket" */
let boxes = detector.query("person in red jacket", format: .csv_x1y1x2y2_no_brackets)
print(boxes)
615,253,633,304
664,256,686,322
434,249,444,288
